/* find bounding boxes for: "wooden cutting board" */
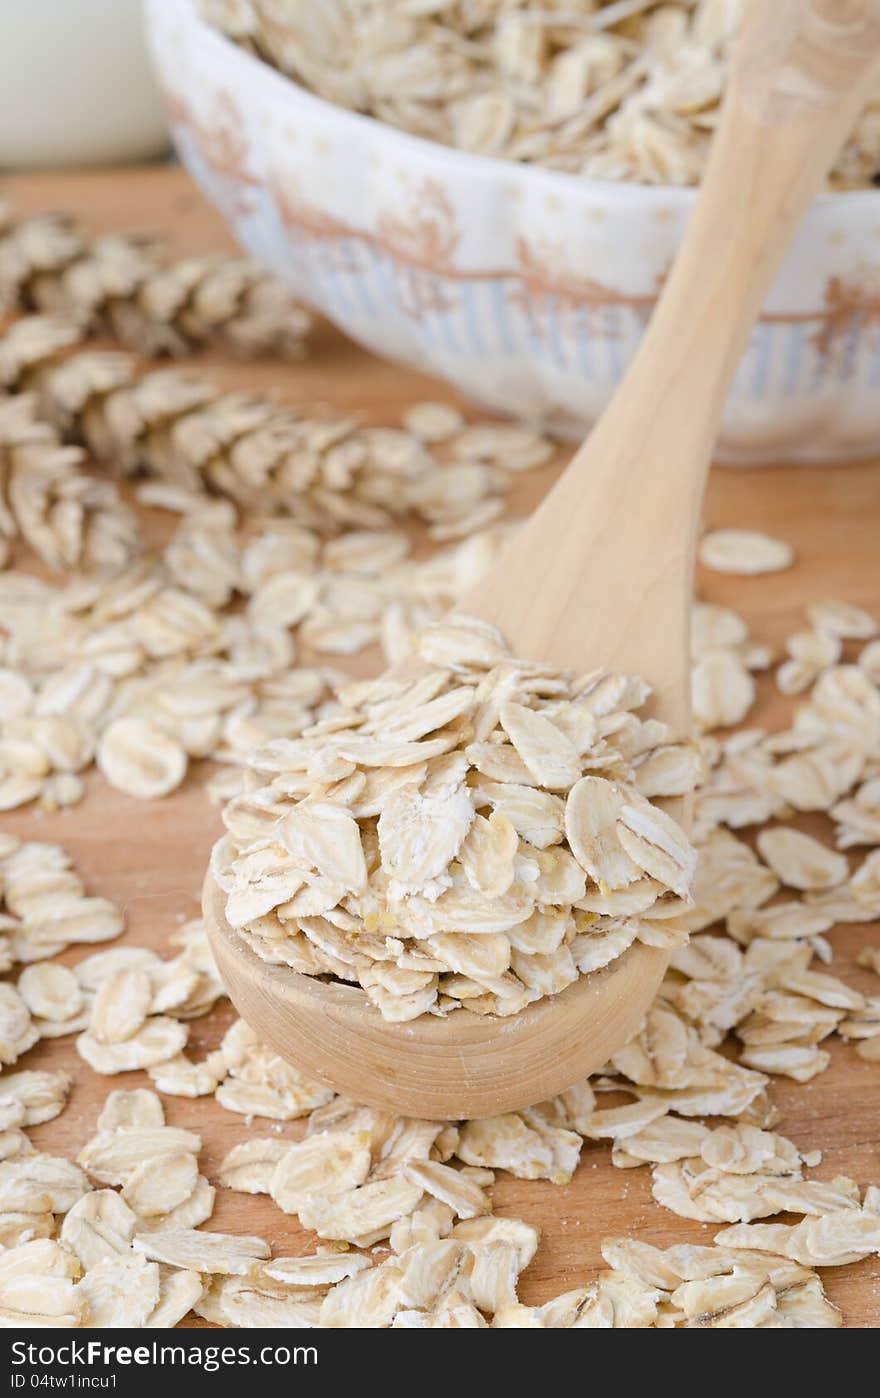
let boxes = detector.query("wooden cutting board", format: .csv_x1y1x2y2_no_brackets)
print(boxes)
3,167,880,1327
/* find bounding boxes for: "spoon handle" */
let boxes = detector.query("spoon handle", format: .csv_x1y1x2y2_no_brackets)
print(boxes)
482,0,880,726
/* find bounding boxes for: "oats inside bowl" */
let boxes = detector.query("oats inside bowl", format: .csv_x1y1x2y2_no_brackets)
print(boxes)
201,0,880,189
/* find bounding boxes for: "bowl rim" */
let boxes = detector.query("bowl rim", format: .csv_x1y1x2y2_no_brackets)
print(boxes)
172,0,880,215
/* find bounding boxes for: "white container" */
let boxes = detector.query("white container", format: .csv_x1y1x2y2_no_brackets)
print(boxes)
148,0,880,464
0,0,169,168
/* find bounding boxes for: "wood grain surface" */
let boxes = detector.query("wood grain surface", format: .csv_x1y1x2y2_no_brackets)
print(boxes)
2,166,880,1327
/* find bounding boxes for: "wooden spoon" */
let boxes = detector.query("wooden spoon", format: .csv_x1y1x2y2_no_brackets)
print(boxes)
206,0,880,1119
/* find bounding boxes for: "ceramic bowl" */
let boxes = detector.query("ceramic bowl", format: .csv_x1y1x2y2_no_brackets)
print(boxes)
147,0,880,463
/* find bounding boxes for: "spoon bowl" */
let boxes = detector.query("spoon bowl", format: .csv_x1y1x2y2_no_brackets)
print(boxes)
205,872,667,1118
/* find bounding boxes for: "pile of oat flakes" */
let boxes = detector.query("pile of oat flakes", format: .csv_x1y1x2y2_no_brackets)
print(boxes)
202,0,880,190
0,196,879,1327
213,612,700,1020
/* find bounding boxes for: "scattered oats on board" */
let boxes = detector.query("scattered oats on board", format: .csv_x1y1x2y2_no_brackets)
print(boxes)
96,718,188,800
756,828,849,892
0,394,137,573
0,837,123,964
0,200,312,359
698,529,795,576
777,627,842,696
0,337,544,816
1,647,877,1331
689,602,766,732
0,313,536,547
807,600,878,640
4,168,880,1331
